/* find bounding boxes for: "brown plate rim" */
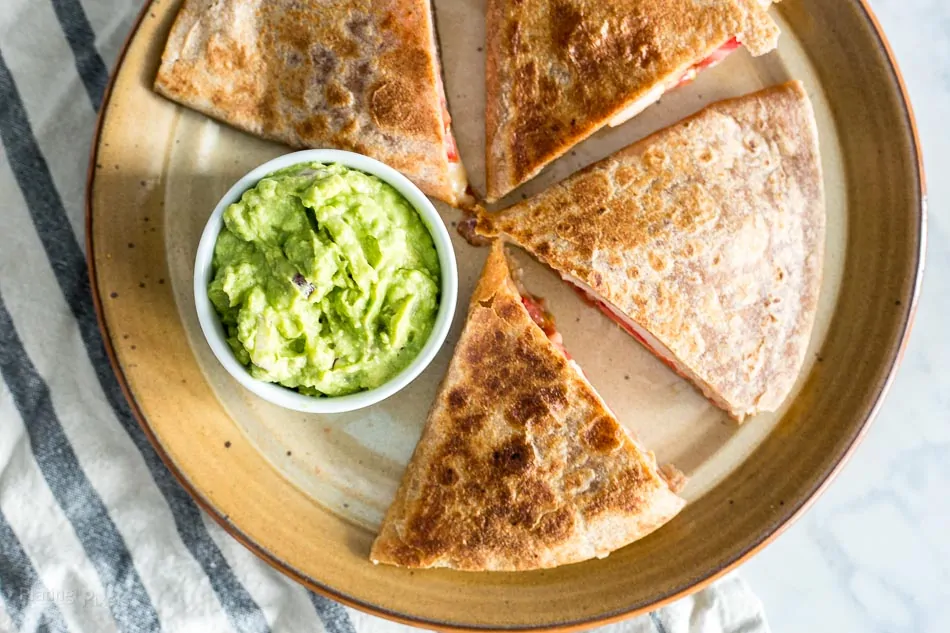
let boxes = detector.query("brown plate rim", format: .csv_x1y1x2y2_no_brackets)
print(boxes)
85,1,927,630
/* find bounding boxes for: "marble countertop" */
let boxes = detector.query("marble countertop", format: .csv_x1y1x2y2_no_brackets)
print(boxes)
740,1,950,630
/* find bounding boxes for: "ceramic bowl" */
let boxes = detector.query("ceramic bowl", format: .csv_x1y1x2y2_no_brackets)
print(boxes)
193,149,459,414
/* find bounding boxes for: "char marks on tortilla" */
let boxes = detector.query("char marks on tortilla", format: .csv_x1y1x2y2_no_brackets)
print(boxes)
485,0,782,200
154,0,471,206
371,242,685,571
478,82,825,421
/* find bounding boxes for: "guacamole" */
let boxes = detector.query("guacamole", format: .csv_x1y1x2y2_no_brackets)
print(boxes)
208,162,440,397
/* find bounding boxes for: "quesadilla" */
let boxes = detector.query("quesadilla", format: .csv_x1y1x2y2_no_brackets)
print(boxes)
371,242,685,571
485,0,783,201
477,82,825,421
154,0,472,207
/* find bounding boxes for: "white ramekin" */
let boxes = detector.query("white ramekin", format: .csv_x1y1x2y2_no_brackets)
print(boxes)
193,149,458,413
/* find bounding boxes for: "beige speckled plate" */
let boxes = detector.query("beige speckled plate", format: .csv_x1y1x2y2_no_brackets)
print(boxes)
87,0,925,629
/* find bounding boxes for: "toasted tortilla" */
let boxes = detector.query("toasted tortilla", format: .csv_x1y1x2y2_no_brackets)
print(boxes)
371,242,685,571
485,0,782,201
477,82,825,421
154,0,471,207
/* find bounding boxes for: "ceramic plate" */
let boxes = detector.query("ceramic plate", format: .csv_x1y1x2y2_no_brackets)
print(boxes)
87,0,925,629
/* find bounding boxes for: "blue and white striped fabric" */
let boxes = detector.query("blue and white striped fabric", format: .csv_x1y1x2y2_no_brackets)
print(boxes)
0,1,772,631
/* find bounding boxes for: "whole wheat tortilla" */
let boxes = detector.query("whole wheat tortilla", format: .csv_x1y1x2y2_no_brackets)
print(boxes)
154,0,470,206
485,0,781,201
478,82,825,421
371,242,685,571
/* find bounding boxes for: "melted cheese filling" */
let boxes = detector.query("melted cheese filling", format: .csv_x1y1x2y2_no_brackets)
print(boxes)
607,84,667,128
447,160,470,200
607,39,742,128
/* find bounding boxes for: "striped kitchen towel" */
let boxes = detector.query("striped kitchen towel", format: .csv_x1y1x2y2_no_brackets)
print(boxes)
0,0,772,631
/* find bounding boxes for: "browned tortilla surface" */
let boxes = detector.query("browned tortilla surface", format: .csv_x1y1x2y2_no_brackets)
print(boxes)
478,82,825,421
154,0,468,205
486,0,781,200
371,243,685,571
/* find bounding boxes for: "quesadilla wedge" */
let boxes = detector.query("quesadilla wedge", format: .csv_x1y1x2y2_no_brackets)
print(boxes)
485,0,782,201
154,0,472,207
371,242,685,571
477,82,825,421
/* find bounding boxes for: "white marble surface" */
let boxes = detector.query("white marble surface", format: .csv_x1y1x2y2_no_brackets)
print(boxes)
740,1,950,630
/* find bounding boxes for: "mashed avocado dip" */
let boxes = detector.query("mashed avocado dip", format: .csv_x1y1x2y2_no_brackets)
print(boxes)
208,162,440,397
